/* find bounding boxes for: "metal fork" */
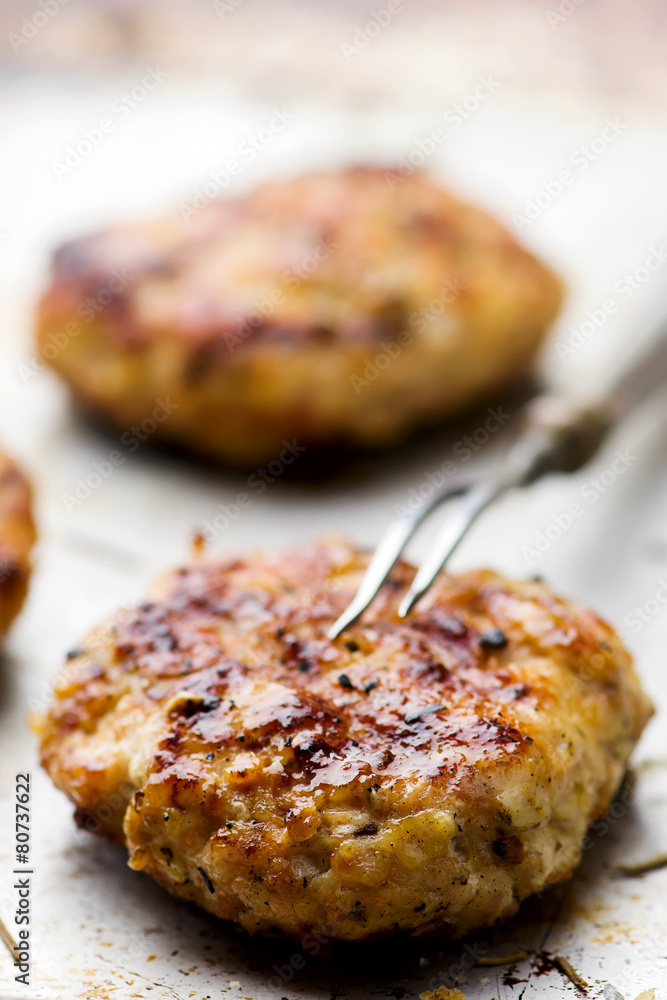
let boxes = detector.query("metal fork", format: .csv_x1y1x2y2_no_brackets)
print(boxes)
329,320,667,640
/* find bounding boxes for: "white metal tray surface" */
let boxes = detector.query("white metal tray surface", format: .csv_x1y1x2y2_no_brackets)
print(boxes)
1,25,667,998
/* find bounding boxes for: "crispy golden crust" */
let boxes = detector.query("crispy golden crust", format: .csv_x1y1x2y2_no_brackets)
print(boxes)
39,539,650,941
36,168,563,464
0,452,35,639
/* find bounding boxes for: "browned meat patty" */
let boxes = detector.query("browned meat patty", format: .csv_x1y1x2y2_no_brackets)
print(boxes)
36,168,562,464
0,451,35,639
38,538,650,941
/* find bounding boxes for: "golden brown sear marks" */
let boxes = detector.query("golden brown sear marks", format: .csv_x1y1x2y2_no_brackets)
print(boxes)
37,168,562,464
0,452,35,639
39,538,651,941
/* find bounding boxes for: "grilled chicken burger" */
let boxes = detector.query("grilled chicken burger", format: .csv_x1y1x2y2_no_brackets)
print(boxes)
39,538,650,940
36,169,562,465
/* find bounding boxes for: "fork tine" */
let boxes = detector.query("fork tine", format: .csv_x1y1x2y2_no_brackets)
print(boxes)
397,481,505,618
328,481,469,640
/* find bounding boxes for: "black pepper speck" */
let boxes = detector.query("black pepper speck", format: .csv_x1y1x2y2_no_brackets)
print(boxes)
479,628,509,649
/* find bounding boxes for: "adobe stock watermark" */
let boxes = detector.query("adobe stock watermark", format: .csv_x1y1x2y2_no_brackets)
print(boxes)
201,439,306,541
0,555,16,585
212,0,244,18
350,276,466,395
520,447,637,566
179,107,296,222
623,578,667,636
8,0,71,53
224,235,339,352
340,0,407,63
267,931,331,991
25,604,139,716
60,398,179,513
557,246,667,360
545,0,588,30
394,406,511,517
51,67,168,180
20,267,135,384
267,920,488,993
539,770,649,891
385,75,501,189
512,117,628,231
421,940,490,994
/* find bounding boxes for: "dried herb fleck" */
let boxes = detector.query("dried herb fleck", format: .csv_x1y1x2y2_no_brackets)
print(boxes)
555,955,588,992
405,703,445,724
197,866,215,894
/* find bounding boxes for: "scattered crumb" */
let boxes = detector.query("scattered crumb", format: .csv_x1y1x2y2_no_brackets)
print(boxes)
635,759,667,772
603,985,624,1000
147,954,156,961
591,919,639,945
555,955,588,992
562,898,612,924
0,916,18,962
614,854,667,876
634,991,655,1000
479,977,490,987
420,989,466,1000
191,530,206,557
228,981,241,988
477,949,529,966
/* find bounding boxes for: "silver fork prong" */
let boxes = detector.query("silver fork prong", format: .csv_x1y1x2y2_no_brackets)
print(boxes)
397,480,505,618
327,481,470,640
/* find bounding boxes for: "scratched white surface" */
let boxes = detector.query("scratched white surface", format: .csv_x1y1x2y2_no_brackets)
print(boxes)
1,4,667,997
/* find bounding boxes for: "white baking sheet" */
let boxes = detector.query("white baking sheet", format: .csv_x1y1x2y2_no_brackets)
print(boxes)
1,17,667,997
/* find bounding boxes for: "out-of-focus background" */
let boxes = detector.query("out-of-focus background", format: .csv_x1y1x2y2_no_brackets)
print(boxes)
2,2,667,998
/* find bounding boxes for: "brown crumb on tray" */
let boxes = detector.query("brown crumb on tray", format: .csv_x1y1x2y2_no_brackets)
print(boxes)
614,853,667,876
555,955,588,991
420,989,467,1000
0,915,18,962
477,948,529,966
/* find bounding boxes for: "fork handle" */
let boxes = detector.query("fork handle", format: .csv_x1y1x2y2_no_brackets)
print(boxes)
505,310,667,489
600,316,667,422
